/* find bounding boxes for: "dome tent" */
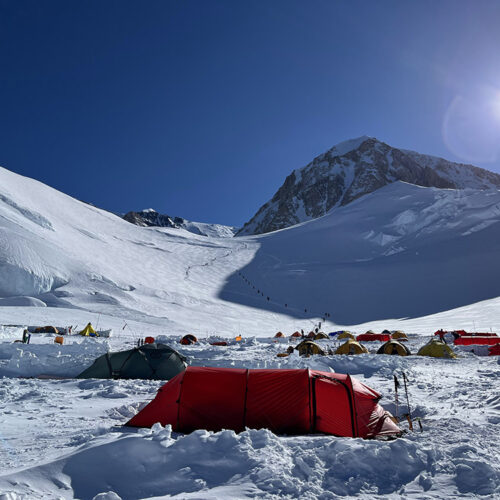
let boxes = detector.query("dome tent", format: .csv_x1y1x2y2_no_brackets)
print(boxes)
392,331,408,341
314,332,329,340
180,334,197,345
127,367,401,439
417,338,456,359
335,340,368,355
77,343,187,380
295,340,325,356
337,331,355,340
377,340,411,356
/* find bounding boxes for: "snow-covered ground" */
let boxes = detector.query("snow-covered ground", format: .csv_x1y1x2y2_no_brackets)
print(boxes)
0,167,500,498
0,331,499,499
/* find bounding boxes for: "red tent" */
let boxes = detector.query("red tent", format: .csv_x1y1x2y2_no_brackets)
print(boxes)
356,333,391,342
454,336,500,346
488,344,500,356
466,332,498,337
180,334,197,345
126,367,400,439
436,330,498,338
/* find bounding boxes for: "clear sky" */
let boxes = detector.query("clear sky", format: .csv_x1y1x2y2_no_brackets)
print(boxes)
1,1,500,226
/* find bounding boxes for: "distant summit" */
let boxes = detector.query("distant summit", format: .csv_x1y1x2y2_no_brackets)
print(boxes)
237,137,500,235
123,209,237,238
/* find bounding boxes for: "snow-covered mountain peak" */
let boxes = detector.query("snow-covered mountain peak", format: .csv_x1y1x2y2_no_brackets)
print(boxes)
326,135,374,157
237,137,500,235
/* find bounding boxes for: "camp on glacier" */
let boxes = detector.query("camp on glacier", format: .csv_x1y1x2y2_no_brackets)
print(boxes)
2,2,500,496
1,134,500,498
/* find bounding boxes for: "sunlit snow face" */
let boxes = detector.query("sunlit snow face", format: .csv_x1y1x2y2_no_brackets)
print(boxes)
442,87,500,164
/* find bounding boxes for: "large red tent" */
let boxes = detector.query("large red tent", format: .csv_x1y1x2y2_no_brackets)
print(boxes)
356,333,391,342
454,336,500,346
127,367,400,439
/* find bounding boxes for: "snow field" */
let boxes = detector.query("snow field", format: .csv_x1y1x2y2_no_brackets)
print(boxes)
0,331,498,499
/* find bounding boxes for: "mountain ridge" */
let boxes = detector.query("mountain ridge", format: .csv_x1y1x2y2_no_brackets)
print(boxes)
236,137,500,235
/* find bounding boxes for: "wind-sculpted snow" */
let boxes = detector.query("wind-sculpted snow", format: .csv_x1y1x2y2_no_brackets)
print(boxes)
0,330,499,498
1,419,498,499
0,193,54,230
0,338,110,377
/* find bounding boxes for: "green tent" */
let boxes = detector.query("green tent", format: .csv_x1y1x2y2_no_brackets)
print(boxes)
77,343,187,380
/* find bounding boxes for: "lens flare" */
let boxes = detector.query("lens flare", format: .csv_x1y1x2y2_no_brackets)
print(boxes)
442,92,500,164
493,92,500,121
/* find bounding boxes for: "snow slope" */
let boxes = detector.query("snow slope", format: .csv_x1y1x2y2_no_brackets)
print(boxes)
1,167,500,499
2,167,500,334
223,182,500,326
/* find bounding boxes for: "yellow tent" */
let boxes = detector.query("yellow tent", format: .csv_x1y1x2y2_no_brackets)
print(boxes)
337,331,355,340
79,323,98,337
334,340,368,355
392,331,408,341
314,332,329,340
377,340,411,356
417,339,456,359
296,340,325,356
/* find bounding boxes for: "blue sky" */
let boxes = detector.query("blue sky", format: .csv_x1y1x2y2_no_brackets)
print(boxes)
1,1,500,226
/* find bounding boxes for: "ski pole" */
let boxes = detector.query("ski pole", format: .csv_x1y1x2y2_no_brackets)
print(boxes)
402,372,413,431
393,375,400,421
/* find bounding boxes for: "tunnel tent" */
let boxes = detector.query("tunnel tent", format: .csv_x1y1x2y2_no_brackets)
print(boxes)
356,333,391,342
335,340,368,355
126,367,401,439
488,344,500,356
274,332,285,338
77,343,187,380
377,340,411,356
34,325,59,334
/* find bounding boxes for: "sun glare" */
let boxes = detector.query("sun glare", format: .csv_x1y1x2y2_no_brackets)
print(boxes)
493,92,500,121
